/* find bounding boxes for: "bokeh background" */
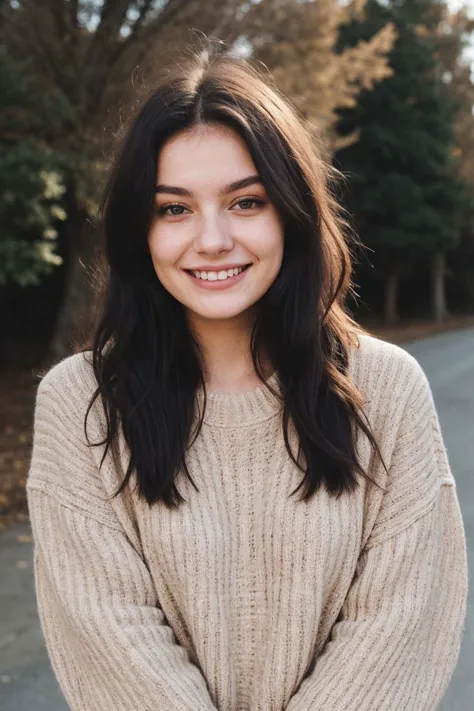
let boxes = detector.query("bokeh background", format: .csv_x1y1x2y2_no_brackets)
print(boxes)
0,1,473,709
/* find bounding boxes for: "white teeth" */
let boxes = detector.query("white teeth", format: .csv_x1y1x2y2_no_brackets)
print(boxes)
190,265,249,280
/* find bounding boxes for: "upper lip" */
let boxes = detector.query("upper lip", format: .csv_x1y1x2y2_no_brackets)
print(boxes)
183,263,252,272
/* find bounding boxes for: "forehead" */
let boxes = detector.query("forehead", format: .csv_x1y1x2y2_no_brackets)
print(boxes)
156,124,257,187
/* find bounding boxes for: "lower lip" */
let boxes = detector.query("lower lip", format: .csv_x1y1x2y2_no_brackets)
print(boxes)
184,265,251,290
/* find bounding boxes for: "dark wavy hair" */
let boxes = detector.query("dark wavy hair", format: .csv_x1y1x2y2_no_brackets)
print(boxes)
83,42,386,509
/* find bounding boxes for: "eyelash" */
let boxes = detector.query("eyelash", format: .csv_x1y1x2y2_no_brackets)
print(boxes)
155,197,267,217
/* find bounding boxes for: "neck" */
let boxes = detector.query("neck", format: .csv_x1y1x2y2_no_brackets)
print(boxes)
187,308,272,392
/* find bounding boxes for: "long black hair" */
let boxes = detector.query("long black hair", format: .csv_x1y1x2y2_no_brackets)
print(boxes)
84,42,386,509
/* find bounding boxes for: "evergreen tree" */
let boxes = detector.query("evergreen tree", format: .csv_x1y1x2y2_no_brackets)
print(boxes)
0,48,66,287
335,0,469,323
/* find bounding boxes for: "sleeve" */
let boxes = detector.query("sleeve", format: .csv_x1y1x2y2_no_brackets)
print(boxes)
26,376,217,711
285,358,468,711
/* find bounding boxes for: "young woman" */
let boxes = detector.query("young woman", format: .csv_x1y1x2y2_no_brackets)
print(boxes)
27,45,467,711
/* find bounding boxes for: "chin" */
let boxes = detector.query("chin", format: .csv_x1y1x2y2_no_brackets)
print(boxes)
187,304,256,322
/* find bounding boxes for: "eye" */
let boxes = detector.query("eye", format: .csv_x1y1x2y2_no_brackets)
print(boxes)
156,203,189,217
233,197,267,211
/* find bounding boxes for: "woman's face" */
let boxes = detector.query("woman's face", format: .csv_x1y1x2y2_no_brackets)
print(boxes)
148,123,284,324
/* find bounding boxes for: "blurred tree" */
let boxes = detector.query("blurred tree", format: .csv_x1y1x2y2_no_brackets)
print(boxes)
435,7,474,182
435,6,474,311
0,0,396,355
334,0,469,323
1,0,256,357
245,0,396,154
0,48,66,287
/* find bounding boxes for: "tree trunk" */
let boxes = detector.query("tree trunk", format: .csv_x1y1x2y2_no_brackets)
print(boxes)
384,261,399,325
49,186,99,359
431,250,449,323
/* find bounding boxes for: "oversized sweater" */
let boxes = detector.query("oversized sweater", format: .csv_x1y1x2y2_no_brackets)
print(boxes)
26,333,468,711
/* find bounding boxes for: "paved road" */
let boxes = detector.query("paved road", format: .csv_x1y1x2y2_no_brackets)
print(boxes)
1,327,473,710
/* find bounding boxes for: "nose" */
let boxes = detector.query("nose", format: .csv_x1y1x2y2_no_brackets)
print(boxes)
193,211,234,256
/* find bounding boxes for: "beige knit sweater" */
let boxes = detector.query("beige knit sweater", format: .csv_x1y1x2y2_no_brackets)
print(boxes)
26,333,468,711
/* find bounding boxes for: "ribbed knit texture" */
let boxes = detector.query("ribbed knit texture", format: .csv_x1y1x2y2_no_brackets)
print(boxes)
26,333,468,711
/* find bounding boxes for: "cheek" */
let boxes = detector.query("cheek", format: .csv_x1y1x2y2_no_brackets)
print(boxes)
252,215,284,262
148,225,183,267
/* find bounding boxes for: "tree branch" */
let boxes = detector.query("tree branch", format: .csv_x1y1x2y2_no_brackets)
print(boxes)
69,0,79,29
84,0,131,67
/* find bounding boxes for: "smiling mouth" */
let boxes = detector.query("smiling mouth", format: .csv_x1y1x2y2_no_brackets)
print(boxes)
185,264,252,281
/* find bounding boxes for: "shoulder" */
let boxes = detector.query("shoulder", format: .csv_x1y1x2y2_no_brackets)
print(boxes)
28,351,126,530
35,351,98,419
349,335,455,547
32,351,104,441
346,332,437,462
347,331,430,409
38,350,97,400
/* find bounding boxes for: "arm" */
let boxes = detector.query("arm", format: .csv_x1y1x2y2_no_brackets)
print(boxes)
27,376,217,711
286,359,468,711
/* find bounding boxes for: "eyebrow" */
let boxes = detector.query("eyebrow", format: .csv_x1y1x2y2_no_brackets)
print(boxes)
154,174,263,197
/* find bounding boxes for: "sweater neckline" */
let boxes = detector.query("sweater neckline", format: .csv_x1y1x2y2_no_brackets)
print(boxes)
196,371,283,427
